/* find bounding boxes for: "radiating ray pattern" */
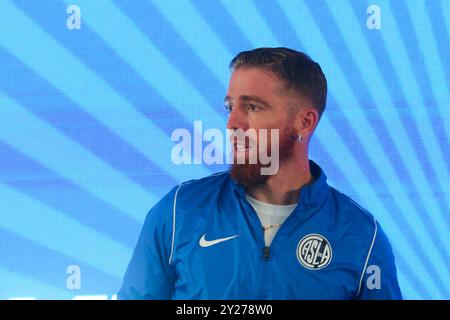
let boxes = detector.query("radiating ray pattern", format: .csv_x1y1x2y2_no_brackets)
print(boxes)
0,0,449,299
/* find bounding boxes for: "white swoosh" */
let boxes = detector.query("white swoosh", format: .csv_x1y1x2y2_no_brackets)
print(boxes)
199,234,239,247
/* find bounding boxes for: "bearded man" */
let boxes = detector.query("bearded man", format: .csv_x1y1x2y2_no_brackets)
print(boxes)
118,47,402,300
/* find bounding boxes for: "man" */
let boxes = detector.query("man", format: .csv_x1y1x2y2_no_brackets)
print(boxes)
118,47,402,299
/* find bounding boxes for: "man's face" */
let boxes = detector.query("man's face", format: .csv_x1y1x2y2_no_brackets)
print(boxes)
225,67,298,187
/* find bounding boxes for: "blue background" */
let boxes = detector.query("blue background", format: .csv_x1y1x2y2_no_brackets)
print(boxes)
1,0,449,299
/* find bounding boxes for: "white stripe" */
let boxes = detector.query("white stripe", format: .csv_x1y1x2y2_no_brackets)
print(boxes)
357,217,378,296
168,172,228,265
168,184,183,265
211,171,229,177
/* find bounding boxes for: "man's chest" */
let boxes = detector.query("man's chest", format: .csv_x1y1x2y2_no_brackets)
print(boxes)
170,207,363,299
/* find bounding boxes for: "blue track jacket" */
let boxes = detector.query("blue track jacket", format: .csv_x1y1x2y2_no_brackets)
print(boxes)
118,160,402,300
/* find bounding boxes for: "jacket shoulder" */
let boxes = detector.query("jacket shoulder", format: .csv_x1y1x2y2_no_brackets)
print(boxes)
328,186,378,236
174,170,230,201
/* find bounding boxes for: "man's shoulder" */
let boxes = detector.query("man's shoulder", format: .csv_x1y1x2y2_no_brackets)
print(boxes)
178,170,230,190
326,186,396,273
168,170,231,202
146,171,231,221
327,186,378,235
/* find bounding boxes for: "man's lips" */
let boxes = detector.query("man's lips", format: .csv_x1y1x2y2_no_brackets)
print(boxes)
233,142,258,152
230,135,256,152
235,144,250,152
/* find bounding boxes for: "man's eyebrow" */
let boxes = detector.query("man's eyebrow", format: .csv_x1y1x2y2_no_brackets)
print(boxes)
224,95,271,107
240,95,271,107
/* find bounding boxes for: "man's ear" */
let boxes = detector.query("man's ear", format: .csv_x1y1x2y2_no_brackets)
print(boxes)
296,107,319,138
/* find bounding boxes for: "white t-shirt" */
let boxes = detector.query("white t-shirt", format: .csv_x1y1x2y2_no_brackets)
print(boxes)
245,194,297,247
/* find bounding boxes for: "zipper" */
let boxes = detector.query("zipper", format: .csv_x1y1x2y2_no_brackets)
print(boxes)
263,246,271,261
239,196,274,262
241,194,304,262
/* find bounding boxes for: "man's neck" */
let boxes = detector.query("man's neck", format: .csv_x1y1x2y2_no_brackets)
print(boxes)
246,156,314,205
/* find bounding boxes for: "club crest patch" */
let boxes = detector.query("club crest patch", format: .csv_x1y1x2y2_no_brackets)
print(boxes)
297,234,332,270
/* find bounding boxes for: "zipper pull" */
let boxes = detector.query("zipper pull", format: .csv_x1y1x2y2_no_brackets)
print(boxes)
263,246,271,261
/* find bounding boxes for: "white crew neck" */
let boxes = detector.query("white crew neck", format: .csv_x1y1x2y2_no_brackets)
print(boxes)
245,194,297,211
245,193,298,247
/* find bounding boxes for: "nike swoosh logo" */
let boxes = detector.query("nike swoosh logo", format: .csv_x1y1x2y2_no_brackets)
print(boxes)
199,234,239,247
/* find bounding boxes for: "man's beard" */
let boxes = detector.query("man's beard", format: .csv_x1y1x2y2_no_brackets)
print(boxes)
230,126,297,188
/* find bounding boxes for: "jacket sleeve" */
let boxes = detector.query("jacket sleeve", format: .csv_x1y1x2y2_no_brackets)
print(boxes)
356,221,403,300
117,186,178,300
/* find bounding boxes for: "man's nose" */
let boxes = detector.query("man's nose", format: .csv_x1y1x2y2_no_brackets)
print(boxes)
226,106,247,131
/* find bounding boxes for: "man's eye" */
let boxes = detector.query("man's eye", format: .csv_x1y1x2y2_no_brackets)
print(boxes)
224,104,233,113
247,104,258,112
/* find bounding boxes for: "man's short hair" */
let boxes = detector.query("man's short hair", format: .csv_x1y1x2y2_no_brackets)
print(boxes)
229,47,327,119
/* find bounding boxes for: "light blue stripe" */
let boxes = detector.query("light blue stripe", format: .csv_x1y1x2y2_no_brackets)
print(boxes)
61,0,226,143
151,0,233,87
0,92,155,223
380,1,449,187
0,267,73,300
404,0,450,191
0,0,210,183
396,269,422,300
0,183,131,279
220,0,279,47
442,0,450,46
